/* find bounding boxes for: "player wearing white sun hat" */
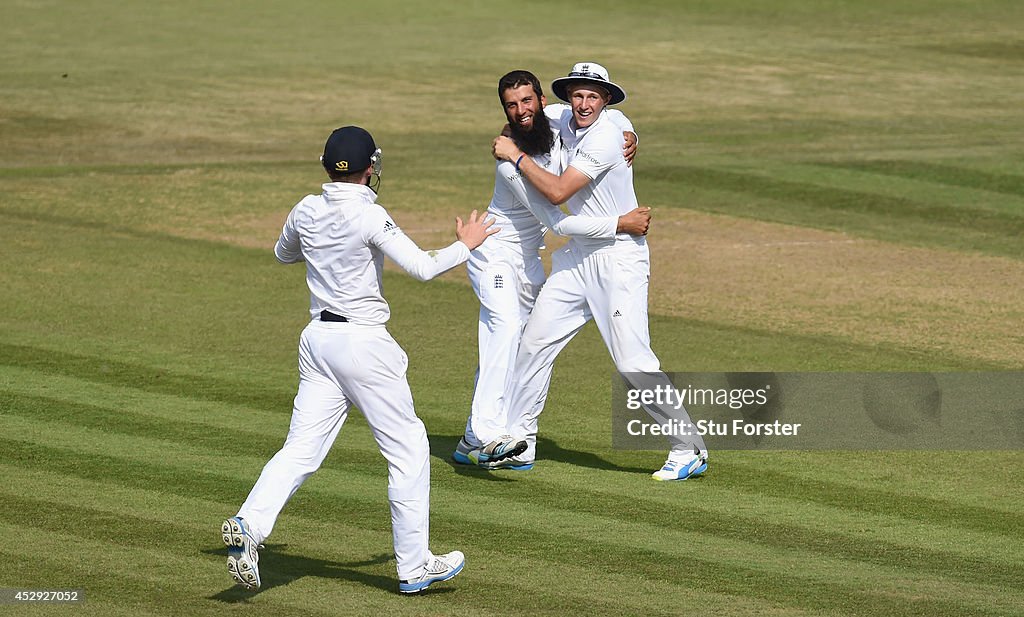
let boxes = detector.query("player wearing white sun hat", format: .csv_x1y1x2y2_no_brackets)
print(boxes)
453,69,652,469
490,63,709,481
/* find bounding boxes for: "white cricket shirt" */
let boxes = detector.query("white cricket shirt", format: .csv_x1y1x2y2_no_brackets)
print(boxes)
486,105,638,252
559,109,642,247
275,182,470,325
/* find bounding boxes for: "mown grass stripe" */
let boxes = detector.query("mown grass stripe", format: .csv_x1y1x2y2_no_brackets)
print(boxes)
0,366,297,439
721,460,1024,539
0,461,391,557
640,164,1024,238
5,385,1020,553
0,206,266,256
746,161,1024,218
0,342,291,415
0,522,349,617
0,552,170,617
0,464,804,617
2,475,1017,617
4,392,1021,571
1,390,289,460
0,505,745,617
0,397,394,492
429,497,1024,617
439,474,1024,589
0,520,779,617
0,492,759,617
0,159,310,179
3,428,1022,609
820,160,1024,198
5,391,1020,567
473,527,1017,617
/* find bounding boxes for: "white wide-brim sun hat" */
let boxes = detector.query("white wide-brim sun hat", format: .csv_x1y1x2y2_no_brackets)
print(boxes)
551,62,627,105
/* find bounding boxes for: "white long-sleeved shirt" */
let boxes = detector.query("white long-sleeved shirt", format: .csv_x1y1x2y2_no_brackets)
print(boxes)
558,108,643,248
485,104,636,252
275,182,470,325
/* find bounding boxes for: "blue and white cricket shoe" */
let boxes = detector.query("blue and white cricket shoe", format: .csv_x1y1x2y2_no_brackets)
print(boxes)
474,435,528,465
455,437,532,469
399,550,465,594
651,448,708,481
222,516,262,589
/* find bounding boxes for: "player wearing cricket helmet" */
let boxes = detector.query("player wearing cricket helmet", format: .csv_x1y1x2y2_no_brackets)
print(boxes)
222,125,500,593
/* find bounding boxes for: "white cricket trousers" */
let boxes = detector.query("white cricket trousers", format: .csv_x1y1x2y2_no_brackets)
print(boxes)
236,321,432,580
463,240,545,446
505,239,708,460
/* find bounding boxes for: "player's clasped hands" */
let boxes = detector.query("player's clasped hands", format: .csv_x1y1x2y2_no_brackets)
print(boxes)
619,206,651,235
456,210,500,249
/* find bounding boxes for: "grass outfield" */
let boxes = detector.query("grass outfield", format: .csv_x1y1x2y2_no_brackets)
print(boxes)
2,1,1023,615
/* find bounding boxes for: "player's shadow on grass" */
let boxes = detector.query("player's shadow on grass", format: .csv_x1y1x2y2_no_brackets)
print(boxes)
205,546,451,600
431,434,650,475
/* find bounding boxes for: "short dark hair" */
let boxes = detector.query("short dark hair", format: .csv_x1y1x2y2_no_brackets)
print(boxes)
498,70,544,102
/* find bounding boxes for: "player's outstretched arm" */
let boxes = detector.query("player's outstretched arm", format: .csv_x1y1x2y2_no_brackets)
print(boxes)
372,209,496,282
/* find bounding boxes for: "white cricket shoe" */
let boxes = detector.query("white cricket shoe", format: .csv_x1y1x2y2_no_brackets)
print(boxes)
651,448,708,481
473,435,528,465
399,550,465,594
222,516,262,589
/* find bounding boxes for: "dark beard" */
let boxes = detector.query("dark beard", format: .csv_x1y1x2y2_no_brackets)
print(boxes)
508,112,555,157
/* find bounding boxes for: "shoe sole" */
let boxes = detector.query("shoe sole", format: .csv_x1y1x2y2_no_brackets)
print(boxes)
482,461,534,471
651,461,708,482
399,560,465,594
222,518,261,589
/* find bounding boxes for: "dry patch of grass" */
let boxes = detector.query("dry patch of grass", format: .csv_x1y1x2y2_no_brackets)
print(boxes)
647,210,1023,366
184,206,1023,367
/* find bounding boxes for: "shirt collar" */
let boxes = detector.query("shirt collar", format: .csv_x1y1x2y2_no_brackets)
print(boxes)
322,182,378,203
